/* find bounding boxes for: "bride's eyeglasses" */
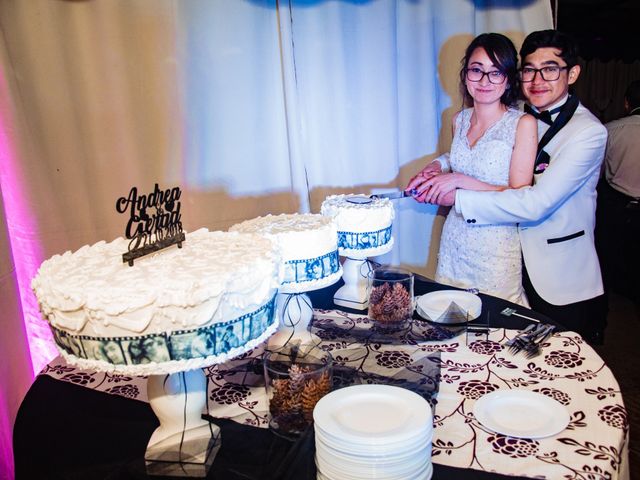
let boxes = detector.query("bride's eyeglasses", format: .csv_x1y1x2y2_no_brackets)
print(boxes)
465,68,507,84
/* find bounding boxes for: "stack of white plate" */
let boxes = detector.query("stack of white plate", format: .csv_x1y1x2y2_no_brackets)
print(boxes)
313,384,433,480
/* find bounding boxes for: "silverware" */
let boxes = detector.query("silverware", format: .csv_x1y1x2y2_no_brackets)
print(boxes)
370,189,417,200
505,324,538,353
501,307,540,323
524,325,555,358
506,323,549,355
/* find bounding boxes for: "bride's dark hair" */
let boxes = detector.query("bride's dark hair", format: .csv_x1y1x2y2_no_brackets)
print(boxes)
459,33,520,108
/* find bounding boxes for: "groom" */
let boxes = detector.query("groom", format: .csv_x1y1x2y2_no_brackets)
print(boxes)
412,30,608,344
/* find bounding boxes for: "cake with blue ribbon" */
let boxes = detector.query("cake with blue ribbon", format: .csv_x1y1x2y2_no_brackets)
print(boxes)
230,213,342,294
321,194,395,259
31,229,282,375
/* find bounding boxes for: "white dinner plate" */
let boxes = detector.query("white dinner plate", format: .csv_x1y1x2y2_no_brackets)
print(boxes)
316,451,431,480
313,384,432,444
315,447,431,479
415,290,482,324
315,429,431,456
473,390,570,438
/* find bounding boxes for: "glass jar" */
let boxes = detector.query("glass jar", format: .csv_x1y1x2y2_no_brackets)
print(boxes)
264,345,333,438
368,267,415,326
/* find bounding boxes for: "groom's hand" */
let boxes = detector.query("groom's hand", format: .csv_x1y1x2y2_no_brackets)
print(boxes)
435,189,456,207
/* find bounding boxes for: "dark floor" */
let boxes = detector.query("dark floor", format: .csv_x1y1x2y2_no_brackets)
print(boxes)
593,293,640,480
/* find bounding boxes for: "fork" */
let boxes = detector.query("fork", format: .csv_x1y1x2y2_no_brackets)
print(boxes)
501,307,540,323
505,324,538,353
508,336,528,354
507,324,548,355
524,325,555,358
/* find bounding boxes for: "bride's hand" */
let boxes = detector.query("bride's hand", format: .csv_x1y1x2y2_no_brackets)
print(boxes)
417,173,464,204
405,161,443,194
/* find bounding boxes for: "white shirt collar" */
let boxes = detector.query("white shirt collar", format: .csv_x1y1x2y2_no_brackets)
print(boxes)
529,94,570,115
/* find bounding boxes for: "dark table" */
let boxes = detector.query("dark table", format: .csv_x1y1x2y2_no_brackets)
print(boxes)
13,277,559,480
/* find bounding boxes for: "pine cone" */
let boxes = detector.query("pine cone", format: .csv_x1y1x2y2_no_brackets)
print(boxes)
369,282,412,323
288,364,309,395
280,393,302,415
269,378,290,417
301,371,332,422
269,363,332,433
368,283,390,306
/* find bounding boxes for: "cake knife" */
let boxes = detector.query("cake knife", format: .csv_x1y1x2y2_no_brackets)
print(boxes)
370,189,417,200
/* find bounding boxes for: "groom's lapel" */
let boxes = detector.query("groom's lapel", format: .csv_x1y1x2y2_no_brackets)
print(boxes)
531,95,579,174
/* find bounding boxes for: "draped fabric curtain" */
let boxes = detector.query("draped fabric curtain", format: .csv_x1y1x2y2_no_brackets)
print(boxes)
574,59,640,123
0,1,551,477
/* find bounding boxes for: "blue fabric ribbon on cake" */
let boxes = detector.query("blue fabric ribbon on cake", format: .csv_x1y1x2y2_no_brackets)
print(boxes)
282,249,340,284
51,295,277,366
337,226,392,251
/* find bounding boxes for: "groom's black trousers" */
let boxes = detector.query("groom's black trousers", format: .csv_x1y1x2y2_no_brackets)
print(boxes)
523,265,608,345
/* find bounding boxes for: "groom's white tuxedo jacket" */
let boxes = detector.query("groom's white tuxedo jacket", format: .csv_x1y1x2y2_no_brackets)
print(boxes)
455,97,607,305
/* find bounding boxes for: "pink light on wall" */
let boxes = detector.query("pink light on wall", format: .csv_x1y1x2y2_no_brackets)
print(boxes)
0,62,45,480
0,69,56,377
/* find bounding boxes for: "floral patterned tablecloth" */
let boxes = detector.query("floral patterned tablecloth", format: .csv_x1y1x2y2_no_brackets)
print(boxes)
42,309,629,480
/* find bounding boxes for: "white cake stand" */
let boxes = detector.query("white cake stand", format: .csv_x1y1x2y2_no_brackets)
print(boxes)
333,255,373,310
58,298,279,478
269,271,342,348
145,369,220,477
141,320,278,477
333,242,393,311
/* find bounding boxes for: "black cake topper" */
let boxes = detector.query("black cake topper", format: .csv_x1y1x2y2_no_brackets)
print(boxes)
116,184,185,266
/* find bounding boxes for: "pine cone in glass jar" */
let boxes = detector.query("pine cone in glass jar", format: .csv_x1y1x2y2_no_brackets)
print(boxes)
370,282,411,323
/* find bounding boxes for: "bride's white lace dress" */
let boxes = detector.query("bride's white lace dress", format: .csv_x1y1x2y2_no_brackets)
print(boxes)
436,107,529,307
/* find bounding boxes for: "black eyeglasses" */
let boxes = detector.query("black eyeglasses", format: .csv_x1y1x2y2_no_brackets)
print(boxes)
520,66,569,82
465,68,507,84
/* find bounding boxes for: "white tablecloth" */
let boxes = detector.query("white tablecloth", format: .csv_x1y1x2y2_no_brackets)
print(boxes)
42,309,630,480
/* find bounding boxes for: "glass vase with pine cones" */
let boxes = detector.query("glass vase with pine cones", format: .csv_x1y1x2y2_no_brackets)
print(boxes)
368,267,414,326
264,345,333,438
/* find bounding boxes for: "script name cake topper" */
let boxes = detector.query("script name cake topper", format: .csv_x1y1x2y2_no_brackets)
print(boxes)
116,183,185,266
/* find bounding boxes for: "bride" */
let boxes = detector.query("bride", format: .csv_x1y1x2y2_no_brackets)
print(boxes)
407,33,537,306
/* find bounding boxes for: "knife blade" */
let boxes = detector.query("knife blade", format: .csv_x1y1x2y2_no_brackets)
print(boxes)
370,189,417,200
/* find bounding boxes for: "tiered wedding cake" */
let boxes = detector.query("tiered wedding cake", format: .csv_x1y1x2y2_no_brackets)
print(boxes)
320,194,395,259
31,228,282,375
230,213,342,344
229,213,342,293
320,194,396,309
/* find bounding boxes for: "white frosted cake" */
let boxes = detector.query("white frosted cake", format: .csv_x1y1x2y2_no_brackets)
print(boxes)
31,228,282,375
229,213,342,294
321,194,395,258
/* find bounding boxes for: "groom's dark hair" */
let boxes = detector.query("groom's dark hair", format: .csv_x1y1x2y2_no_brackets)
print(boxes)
520,30,579,69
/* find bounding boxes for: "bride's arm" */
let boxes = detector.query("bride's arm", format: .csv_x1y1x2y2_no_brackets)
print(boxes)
508,114,537,187
417,114,537,202
407,113,458,197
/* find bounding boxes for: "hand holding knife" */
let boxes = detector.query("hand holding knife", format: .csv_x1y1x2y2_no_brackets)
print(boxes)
370,189,418,200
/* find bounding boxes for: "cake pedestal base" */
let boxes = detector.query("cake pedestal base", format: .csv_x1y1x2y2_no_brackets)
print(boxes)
145,370,221,477
333,257,370,311
269,292,314,347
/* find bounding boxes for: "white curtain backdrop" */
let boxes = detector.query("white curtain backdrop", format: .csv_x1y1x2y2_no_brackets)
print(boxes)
0,1,551,477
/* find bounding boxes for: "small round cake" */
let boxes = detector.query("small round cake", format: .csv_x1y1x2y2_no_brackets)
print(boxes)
229,213,342,294
321,194,395,258
31,229,282,375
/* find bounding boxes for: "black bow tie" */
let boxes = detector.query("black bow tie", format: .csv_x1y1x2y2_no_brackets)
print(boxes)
525,104,564,126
